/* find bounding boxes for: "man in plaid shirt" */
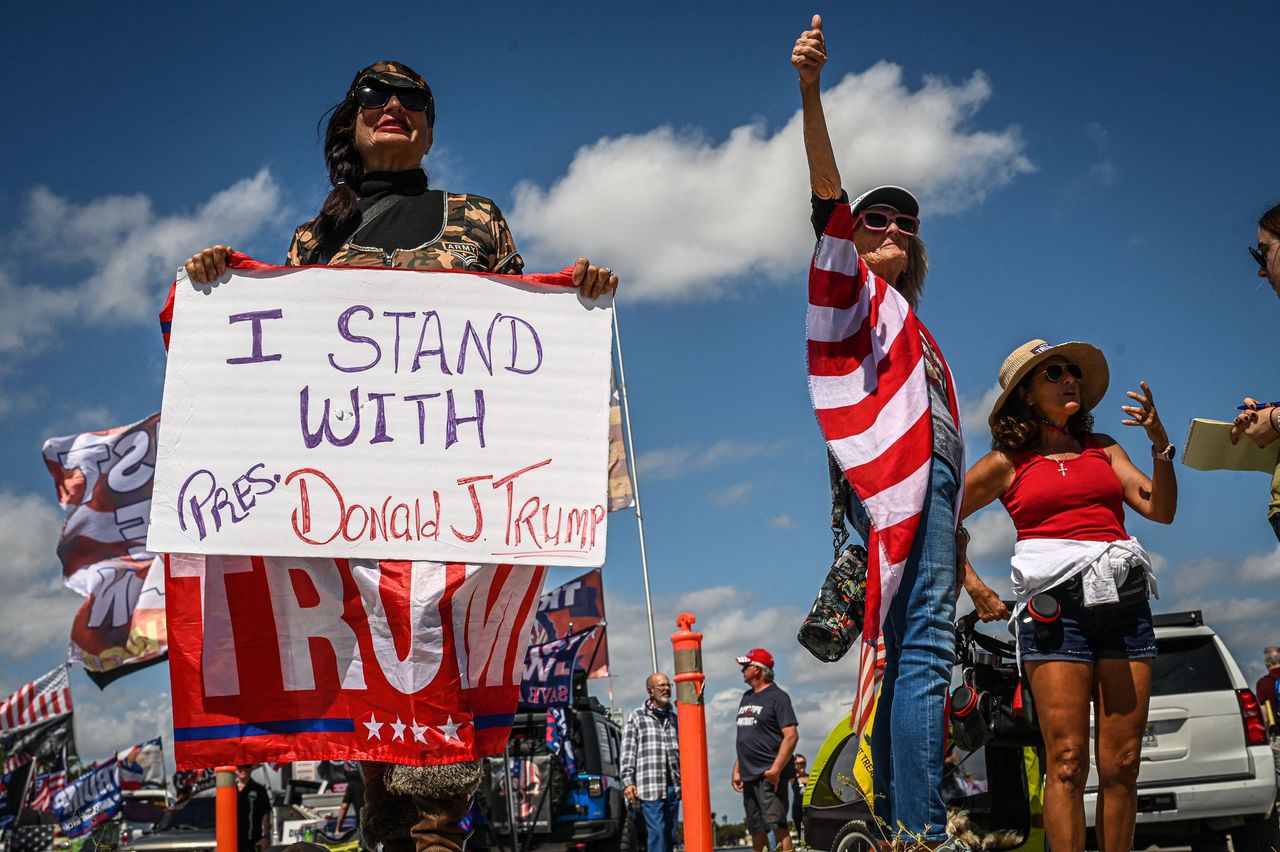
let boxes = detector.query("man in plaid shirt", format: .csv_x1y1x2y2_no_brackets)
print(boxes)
621,673,680,852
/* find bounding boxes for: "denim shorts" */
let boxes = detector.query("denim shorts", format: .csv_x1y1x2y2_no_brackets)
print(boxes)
1018,592,1157,662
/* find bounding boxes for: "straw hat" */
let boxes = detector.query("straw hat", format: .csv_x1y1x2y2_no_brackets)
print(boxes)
988,339,1109,427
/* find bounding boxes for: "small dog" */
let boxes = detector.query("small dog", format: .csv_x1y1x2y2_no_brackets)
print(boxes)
946,808,1027,851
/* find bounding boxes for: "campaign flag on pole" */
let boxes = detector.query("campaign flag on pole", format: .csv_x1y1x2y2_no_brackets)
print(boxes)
0,667,72,734
167,555,546,768
28,753,68,813
806,203,963,739
606,375,634,513
116,738,164,790
42,413,168,687
52,757,120,839
519,627,596,707
172,768,215,804
531,569,608,678
1,715,76,772
0,761,33,830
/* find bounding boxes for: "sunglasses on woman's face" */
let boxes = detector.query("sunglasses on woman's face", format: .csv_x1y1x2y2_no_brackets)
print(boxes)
856,210,920,236
354,82,432,112
1250,245,1269,273
1042,363,1083,383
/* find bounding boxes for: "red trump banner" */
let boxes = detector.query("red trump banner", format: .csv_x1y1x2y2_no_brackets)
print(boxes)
42,413,167,686
167,554,545,768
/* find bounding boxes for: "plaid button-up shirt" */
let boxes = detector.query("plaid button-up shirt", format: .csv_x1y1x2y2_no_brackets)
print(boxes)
620,699,680,801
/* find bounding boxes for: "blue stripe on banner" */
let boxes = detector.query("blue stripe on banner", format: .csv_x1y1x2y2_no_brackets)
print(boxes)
174,718,354,742
160,321,172,333
473,713,514,731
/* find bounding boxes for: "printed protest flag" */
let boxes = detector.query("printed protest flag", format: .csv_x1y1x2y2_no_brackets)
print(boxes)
27,752,68,813
519,626,597,707
167,554,546,768
0,667,72,734
1,715,76,772
0,760,33,831
531,569,609,678
116,738,163,790
52,757,121,839
607,375,635,512
43,413,167,687
172,767,215,804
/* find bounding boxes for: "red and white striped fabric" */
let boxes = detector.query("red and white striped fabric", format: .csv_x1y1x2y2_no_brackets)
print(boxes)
27,767,67,813
806,203,962,738
0,667,73,733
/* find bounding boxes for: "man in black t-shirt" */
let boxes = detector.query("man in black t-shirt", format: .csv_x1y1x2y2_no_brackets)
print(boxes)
731,648,799,852
235,765,272,852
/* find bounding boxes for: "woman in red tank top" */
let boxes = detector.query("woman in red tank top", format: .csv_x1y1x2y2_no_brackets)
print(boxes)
958,339,1177,852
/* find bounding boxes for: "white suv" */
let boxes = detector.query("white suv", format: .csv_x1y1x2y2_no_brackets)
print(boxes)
1083,610,1279,851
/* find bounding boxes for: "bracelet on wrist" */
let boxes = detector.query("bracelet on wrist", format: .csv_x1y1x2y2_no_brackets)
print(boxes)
1270,407,1280,434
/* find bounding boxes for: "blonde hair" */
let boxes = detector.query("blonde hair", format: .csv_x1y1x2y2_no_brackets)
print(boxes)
896,237,929,309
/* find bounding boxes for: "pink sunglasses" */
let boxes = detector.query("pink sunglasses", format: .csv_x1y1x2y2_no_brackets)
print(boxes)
856,209,920,236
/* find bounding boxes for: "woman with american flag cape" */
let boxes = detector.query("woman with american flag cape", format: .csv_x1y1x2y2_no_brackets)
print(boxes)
794,16,968,850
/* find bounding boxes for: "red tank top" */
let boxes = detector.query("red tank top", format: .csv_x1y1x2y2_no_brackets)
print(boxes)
1000,435,1127,542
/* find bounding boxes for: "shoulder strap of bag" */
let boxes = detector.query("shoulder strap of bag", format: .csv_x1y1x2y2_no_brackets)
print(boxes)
828,450,852,558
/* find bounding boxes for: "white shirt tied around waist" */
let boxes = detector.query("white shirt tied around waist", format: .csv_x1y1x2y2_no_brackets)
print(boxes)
1010,536,1159,617
1007,537,1158,666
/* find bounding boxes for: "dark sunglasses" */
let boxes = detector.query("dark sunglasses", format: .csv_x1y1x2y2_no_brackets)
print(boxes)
353,82,432,113
857,209,920,236
1250,245,1269,273
1042,363,1083,383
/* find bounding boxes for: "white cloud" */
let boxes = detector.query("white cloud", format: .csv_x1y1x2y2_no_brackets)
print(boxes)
709,481,755,506
0,492,82,657
73,687,174,768
965,507,1016,563
0,170,285,355
770,514,796,529
511,63,1033,301
636,438,788,481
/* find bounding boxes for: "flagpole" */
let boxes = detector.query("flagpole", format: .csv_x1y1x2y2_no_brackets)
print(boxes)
612,307,659,673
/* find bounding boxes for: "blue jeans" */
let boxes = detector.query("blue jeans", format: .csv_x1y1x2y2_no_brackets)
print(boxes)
855,459,958,842
640,787,679,852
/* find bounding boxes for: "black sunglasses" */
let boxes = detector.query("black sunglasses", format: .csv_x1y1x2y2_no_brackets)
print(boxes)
353,82,432,113
1042,363,1083,383
1250,245,1269,273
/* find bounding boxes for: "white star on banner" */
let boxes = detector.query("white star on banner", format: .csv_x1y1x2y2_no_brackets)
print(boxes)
364,713,383,740
391,717,407,742
410,719,429,744
438,716,461,743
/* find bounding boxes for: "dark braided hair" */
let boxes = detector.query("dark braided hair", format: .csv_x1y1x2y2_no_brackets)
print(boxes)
310,60,433,253
311,97,364,252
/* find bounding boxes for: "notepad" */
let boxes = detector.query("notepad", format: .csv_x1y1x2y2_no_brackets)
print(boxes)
1181,418,1280,473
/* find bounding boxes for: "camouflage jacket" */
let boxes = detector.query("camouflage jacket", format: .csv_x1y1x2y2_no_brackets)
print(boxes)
285,191,524,273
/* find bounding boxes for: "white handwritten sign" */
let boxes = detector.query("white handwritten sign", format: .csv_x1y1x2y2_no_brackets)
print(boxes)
148,262,613,565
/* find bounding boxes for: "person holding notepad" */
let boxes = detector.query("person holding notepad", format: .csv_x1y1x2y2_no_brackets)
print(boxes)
1228,202,1280,540
958,339,1176,852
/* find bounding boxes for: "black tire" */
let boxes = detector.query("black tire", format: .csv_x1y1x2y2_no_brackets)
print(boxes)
588,807,638,852
1230,804,1280,852
832,820,877,852
1188,832,1229,852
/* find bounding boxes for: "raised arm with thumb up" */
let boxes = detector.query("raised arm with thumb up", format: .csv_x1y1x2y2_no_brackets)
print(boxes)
793,14,841,199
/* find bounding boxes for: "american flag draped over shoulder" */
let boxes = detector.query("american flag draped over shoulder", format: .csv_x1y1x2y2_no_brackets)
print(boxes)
806,202,962,738
0,667,72,734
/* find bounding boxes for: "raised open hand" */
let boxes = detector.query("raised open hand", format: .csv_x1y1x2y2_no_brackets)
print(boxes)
792,15,826,85
1120,381,1168,446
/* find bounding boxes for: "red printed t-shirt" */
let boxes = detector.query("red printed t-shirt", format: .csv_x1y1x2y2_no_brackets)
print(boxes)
1001,435,1127,542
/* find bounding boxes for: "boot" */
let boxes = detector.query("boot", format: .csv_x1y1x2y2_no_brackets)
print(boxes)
385,761,483,852
360,761,417,852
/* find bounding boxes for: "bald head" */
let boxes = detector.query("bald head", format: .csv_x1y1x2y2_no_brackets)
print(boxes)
646,672,672,706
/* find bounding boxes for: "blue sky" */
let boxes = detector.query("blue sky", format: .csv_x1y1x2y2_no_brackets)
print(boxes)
1,0,1277,818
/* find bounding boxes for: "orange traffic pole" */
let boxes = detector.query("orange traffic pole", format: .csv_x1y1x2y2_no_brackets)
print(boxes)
215,766,238,852
672,612,712,852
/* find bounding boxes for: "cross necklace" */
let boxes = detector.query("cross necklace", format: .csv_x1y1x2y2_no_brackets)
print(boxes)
1041,420,1077,476
1048,455,1070,476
